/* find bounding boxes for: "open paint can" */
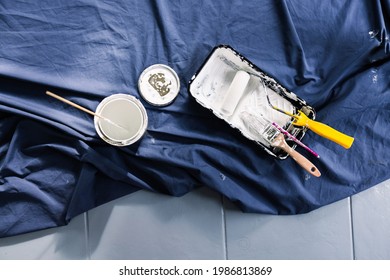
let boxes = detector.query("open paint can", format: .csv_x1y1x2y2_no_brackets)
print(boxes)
94,94,148,146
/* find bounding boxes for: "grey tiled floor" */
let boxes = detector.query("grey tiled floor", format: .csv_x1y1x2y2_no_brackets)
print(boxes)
1,179,390,260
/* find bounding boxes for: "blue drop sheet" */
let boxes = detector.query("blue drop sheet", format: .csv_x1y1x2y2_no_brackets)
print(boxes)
0,0,389,237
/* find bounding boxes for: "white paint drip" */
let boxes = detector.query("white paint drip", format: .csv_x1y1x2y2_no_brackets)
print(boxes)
371,68,378,84
369,30,379,39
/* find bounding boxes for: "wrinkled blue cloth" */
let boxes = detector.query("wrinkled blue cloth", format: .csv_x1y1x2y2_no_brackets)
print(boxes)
0,0,389,237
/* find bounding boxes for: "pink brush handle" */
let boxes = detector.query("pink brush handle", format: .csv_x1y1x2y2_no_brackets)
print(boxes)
273,134,321,177
272,122,320,158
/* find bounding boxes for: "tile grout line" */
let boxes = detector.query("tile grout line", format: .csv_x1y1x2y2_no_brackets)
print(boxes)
84,212,91,260
349,197,356,260
221,195,228,260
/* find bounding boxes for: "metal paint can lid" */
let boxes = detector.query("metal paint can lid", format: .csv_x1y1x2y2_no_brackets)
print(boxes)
138,64,180,106
94,93,148,146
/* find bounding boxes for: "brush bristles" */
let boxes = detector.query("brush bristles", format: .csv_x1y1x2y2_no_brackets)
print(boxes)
262,124,280,143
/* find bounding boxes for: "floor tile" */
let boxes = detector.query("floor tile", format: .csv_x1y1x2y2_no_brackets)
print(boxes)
0,214,87,260
351,179,390,260
224,197,353,260
87,187,225,259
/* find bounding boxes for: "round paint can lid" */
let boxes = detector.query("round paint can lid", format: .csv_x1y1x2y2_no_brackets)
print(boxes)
138,64,180,106
94,94,148,146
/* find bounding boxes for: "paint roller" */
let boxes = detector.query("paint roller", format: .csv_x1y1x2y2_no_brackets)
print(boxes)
220,70,250,116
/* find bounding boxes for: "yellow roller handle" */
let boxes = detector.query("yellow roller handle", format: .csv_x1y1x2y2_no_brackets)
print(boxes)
293,111,354,149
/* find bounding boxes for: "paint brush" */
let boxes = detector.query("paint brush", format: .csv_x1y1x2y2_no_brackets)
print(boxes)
271,122,320,158
45,91,128,131
240,111,321,177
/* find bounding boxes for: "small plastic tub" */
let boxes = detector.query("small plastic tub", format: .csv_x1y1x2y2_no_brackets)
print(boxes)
94,94,148,146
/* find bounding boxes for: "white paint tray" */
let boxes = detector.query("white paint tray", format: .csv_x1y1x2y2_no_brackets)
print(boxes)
188,45,315,159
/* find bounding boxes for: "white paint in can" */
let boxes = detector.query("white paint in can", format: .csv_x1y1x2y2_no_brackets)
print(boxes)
94,94,148,146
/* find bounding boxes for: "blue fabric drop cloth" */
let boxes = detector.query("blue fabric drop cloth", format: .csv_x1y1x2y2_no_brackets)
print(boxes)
0,0,389,237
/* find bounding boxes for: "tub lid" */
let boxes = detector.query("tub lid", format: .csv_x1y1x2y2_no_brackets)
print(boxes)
138,64,180,106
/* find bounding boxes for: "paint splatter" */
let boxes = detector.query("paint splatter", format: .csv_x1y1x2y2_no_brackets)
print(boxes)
219,173,226,181
371,68,378,84
369,30,379,39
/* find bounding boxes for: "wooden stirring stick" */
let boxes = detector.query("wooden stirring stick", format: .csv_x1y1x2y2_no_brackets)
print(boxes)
46,90,98,117
45,91,128,131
